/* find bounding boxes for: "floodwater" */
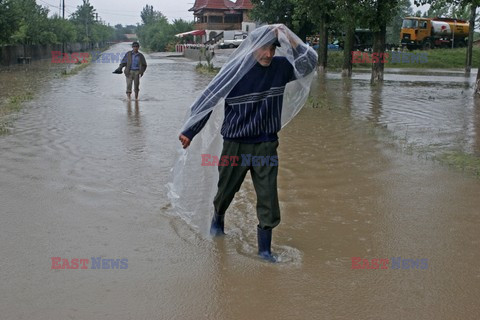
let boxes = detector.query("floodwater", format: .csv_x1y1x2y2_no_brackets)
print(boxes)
1,42,480,319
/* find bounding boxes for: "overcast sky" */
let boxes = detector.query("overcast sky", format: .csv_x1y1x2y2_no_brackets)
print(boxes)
37,0,429,27
37,0,194,26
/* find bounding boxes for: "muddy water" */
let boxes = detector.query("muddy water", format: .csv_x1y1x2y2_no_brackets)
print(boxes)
1,43,480,319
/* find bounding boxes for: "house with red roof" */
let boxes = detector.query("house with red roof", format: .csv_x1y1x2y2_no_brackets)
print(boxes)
189,0,257,43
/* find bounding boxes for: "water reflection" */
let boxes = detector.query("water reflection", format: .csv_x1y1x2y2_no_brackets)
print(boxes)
474,97,480,156
368,83,383,125
341,77,353,111
127,99,141,127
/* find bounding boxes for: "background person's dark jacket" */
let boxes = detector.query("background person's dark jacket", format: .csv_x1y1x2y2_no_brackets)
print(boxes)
119,51,147,76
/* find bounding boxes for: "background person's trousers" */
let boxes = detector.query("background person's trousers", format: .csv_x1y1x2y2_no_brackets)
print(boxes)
213,140,280,230
125,70,140,94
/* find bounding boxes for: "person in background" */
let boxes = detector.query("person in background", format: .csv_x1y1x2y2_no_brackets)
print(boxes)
115,42,147,100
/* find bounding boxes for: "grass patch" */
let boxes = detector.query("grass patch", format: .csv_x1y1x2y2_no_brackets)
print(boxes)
436,151,480,177
195,62,220,75
61,54,93,77
0,92,34,134
327,47,480,70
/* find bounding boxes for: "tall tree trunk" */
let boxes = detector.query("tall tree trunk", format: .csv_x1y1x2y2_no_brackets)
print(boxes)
317,13,328,73
297,17,312,43
342,20,355,77
370,24,386,84
465,4,476,75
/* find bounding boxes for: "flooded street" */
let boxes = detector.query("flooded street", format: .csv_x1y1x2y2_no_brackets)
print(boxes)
1,42,480,319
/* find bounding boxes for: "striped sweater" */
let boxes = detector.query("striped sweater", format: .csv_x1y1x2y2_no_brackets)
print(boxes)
182,46,316,143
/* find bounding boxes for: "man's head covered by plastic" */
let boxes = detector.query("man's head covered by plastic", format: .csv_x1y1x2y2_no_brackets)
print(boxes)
247,26,282,67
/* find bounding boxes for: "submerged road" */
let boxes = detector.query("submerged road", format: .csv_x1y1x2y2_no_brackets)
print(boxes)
1,42,480,319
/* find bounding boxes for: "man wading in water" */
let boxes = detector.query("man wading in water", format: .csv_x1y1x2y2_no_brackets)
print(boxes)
114,42,147,100
178,25,317,262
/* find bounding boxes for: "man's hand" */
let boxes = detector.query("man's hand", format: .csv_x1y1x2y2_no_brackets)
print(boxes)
273,24,299,47
179,134,191,149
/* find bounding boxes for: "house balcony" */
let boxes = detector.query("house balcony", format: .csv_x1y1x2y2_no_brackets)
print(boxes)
194,22,242,31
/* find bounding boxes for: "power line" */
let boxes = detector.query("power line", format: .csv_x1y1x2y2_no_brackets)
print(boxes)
38,0,60,9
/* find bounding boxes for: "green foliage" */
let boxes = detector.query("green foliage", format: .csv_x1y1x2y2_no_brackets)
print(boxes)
437,151,480,176
420,0,474,19
137,4,193,52
137,20,171,52
48,16,77,43
196,48,219,74
386,0,413,44
0,91,34,134
8,0,55,45
90,23,115,43
70,0,96,43
250,0,296,26
141,4,167,25
0,0,113,45
0,0,19,44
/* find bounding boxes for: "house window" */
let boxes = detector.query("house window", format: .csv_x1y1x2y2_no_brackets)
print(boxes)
224,15,241,23
209,16,223,23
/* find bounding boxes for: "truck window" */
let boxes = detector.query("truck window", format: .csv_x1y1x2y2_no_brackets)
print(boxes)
420,21,427,29
402,19,418,28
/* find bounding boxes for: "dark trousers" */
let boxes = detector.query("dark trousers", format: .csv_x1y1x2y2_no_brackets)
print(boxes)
213,140,280,230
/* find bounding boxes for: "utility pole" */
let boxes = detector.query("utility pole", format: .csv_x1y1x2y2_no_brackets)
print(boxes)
452,20,456,49
62,0,65,54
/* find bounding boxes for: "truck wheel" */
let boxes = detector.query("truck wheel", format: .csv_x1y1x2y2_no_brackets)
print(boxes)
229,44,235,48
422,41,432,50
456,40,466,48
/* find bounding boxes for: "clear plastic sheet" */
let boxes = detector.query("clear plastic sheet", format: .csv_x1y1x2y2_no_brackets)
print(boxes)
167,24,318,234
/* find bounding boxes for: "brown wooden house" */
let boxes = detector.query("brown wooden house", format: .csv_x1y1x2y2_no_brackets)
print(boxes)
189,0,254,31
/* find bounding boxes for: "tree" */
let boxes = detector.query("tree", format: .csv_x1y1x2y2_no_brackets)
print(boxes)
386,0,414,45
328,0,369,77
70,0,96,44
137,6,191,51
362,0,401,84
140,4,168,25
0,0,19,44
250,0,296,27
171,19,194,35
294,0,334,73
114,24,127,41
49,15,77,43
466,3,477,74
9,0,56,45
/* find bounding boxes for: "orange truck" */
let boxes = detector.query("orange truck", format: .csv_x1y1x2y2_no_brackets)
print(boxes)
400,17,469,50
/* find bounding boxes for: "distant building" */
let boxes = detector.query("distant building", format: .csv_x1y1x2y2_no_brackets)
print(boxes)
189,0,257,43
124,34,138,41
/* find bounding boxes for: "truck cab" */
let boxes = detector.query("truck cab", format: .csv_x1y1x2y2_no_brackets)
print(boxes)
401,17,431,50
